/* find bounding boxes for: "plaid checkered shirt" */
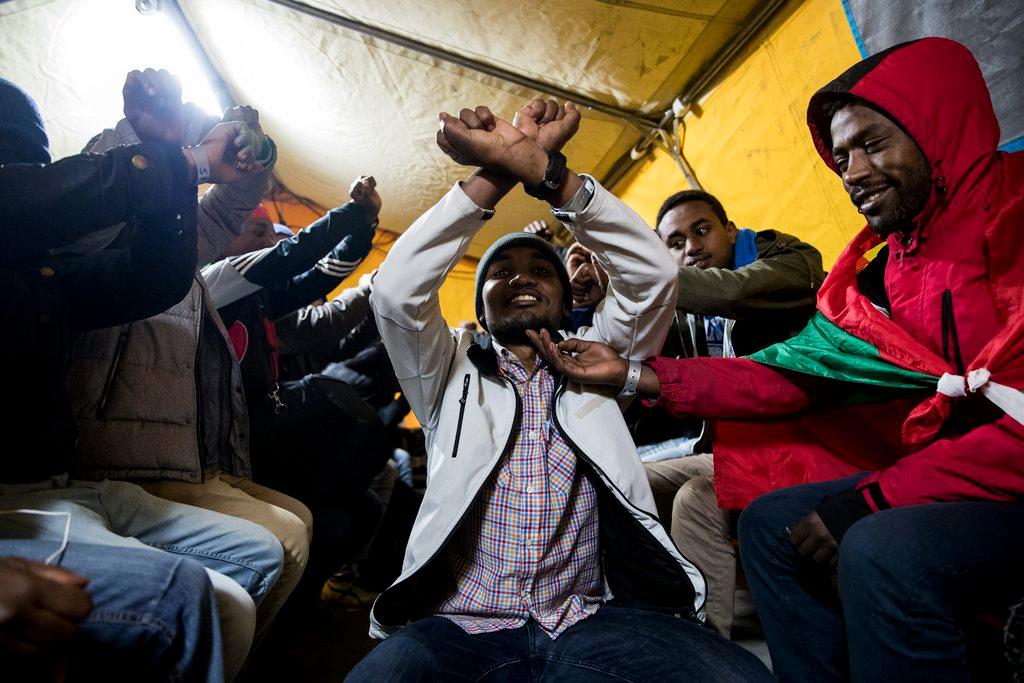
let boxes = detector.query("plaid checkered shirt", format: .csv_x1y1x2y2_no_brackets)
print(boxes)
433,347,603,638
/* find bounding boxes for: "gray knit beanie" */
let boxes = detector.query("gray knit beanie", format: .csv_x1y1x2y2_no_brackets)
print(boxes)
474,232,572,331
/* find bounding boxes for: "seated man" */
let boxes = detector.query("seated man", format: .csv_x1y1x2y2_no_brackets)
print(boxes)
1,545,221,683
66,69,312,646
202,180,389,606
348,100,770,680
642,189,824,637
0,76,279,681
526,38,1024,681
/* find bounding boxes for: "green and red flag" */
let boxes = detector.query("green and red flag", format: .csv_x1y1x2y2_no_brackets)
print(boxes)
713,227,1024,509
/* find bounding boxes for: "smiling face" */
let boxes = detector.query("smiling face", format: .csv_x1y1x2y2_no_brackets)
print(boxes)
481,246,568,343
656,200,737,270
830,103,932,236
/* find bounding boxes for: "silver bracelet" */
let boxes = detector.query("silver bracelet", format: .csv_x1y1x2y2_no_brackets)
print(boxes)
619,359,642,398
188,145,211,184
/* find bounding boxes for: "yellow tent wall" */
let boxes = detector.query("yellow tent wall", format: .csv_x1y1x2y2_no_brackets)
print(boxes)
265,193,479,325
613,0,865,268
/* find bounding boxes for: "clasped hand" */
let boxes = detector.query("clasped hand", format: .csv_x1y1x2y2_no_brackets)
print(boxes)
435,99,581,185
124,68,264,185
348,175,382,220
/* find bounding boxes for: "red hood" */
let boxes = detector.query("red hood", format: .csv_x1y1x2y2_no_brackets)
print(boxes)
807,38,1000,219
708,39,1024,509
805,38,1024,449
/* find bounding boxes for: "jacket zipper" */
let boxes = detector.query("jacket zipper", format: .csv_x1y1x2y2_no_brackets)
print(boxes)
673,310,690,359
941,289,965,376
193,283,206,481
549,380,708,621
376,377,522,611
451,373,471,458
96,327,129,418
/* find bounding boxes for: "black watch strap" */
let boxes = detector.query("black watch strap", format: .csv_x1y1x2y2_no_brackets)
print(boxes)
523,150,567,199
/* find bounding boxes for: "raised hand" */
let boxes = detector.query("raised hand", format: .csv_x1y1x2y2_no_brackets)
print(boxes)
0,556,92,658
436,106,548,185
513,100,581,153
526,328,629,389
349,175,382,220
523,219,554,242
191,121,263,184
221,105,268,163
221,105,262,134
570,261,605,309
123,68,186,145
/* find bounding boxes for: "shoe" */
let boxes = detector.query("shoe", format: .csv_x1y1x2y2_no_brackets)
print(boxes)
321,566,380,609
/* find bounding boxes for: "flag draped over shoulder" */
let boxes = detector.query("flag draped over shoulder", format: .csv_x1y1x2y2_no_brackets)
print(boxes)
712,226,1024,509
749,312,937,393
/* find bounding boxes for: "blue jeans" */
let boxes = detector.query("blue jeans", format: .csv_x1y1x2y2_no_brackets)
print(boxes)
346,605,771,681
738,475,1024,682
3,539,222,683
0,476,283,605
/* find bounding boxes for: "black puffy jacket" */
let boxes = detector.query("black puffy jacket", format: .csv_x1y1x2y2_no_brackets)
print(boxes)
0,142,197,482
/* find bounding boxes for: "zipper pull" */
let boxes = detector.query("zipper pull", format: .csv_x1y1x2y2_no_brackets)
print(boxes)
459,373,471,404
96,329,130,419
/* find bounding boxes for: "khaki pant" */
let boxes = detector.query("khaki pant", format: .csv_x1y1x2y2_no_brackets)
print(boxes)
644,454,737,638
141,472,312,641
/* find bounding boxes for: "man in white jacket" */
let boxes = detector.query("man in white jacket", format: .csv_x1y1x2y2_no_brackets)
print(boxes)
349,101,770,680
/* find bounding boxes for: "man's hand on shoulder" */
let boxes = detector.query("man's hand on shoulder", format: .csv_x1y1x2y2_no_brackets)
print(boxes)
527,329,629,389
123,68,186,145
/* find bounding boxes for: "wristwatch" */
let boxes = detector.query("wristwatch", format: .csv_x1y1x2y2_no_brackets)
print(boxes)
523,150,567,200
551,175,595,222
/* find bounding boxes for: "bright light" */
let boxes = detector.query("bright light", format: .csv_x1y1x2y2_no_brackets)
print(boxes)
192,0,326,124
135,6,225,117
0,0,224,158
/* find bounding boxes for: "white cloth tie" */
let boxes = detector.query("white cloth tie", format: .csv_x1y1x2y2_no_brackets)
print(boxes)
937,368,1024,427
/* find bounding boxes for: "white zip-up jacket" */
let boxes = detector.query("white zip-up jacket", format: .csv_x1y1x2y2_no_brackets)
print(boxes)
368,177,706,639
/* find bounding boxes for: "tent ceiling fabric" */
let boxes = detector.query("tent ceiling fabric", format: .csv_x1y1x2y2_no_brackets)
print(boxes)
261,0,758,116
3,0,762,258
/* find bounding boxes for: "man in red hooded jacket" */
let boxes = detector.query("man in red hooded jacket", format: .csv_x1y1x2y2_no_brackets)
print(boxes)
528,38,1024,681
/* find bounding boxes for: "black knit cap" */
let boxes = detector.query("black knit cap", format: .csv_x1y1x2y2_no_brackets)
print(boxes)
474,232,572,331
0,77,50,165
